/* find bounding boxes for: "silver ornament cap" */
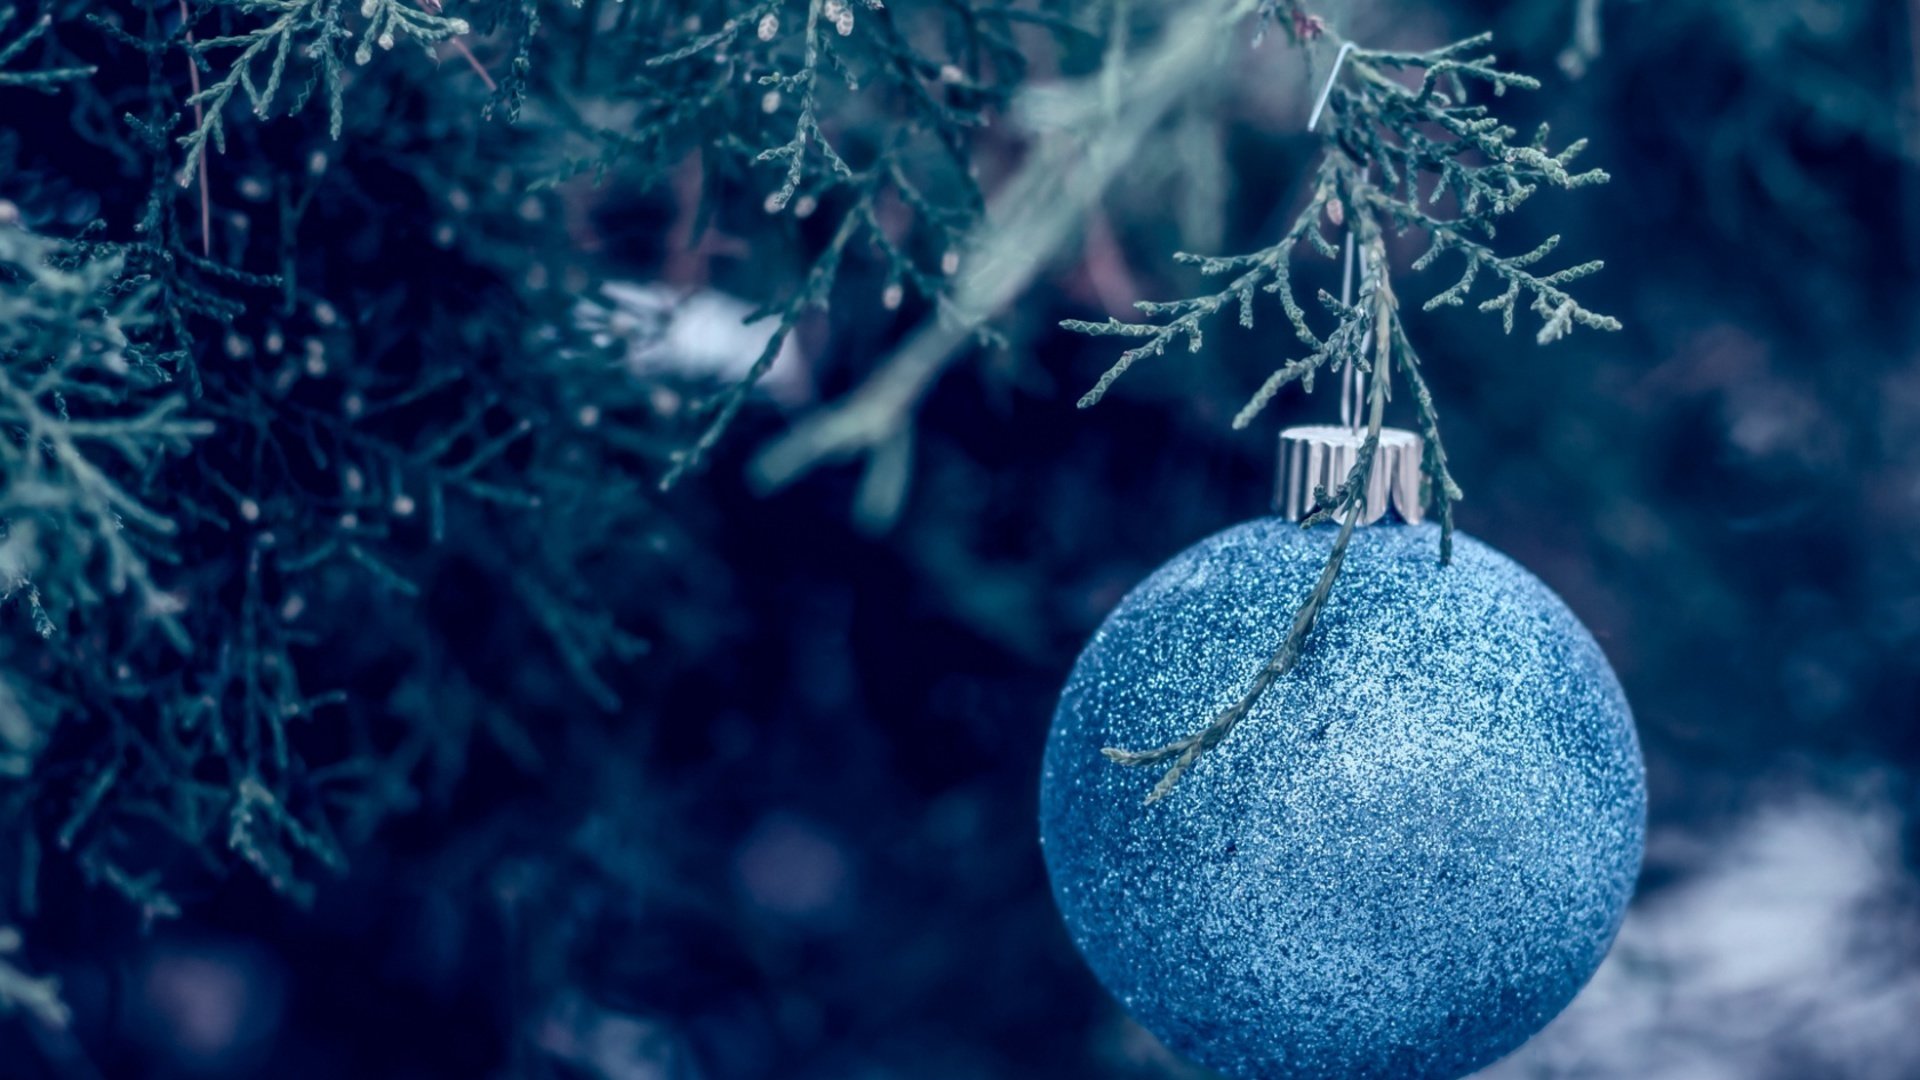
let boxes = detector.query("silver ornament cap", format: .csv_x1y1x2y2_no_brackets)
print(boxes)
1275,425,1427,525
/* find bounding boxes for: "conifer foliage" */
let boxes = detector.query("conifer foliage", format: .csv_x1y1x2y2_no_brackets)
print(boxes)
0,0,1617,1038
1074,13,1618,799
2,1,662,1023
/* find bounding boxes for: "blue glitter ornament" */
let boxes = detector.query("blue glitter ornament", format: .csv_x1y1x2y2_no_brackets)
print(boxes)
1040,518,1644,1080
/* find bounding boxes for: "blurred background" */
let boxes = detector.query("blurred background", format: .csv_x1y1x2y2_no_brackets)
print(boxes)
2,0,1918,1076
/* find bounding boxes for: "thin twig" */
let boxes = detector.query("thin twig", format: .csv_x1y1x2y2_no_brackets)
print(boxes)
450,37,495,90
180,0,209,257
421,0,495,90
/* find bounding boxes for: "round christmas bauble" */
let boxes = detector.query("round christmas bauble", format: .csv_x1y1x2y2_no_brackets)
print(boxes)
1040,519,1644,1080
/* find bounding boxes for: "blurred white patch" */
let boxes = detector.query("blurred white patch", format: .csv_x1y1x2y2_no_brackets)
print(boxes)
135,939,285,1074
1479,788,1920,1080
731,812,852,924
575,282,810,406
536,989,698,1080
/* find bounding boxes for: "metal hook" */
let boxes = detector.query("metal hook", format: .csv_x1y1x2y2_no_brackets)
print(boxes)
1315,40,1362,432
1308,41,1356,133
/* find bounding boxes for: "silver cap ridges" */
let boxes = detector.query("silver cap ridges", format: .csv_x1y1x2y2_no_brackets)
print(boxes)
1275,425,1427,525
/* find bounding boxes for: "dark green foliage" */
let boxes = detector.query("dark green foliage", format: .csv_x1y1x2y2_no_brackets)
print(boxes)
0,0,1909,1068
0,0,1106,1030
179,0,475,174
0,0,1619,991
0,0,667,988
0,228,207,649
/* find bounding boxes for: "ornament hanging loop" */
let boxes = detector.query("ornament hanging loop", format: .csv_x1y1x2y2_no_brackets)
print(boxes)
1338,231,1363,433
1290,46,1421,527
1307,42,1356,133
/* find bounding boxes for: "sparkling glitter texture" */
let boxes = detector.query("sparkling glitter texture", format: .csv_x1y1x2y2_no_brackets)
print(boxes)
1040,520,1645,1080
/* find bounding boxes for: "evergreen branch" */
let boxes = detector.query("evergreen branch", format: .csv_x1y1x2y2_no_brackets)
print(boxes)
660,191,865,490
1103,256,1396,803
1069,159,1340,410
1393,198,1620,343
179,0,472,180
77,844,182,926
1073,27,1617,428
755,0,856,213
227,775,345,907
0,9,95,91
1392,317,1460,563
639,0,1077,489
0,230,210,651
0,927,68,1028
1231,338,1334,430
513,574,651,712
1072,20,1619,802
644,0,783,67
1,3,658,937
